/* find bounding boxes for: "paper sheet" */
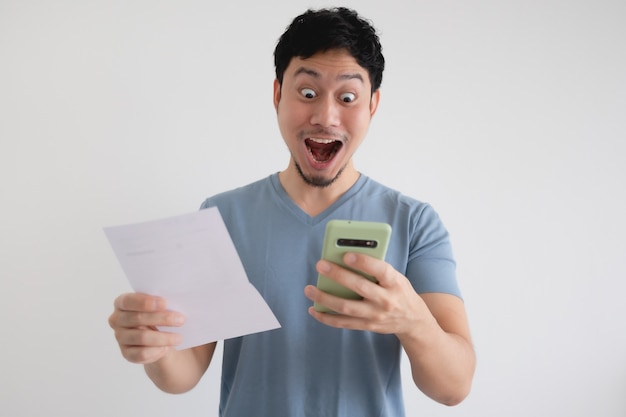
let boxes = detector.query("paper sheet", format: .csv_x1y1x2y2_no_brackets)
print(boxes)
104,207,281,350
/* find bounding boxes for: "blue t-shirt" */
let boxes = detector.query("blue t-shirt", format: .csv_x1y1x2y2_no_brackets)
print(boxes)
200,173,460,417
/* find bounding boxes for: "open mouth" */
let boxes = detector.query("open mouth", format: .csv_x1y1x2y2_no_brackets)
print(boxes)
305,138,343,163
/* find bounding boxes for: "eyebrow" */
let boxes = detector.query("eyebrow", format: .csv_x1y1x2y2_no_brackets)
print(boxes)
293,66,364,83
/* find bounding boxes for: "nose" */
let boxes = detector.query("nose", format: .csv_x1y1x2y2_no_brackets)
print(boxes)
310,95,340,128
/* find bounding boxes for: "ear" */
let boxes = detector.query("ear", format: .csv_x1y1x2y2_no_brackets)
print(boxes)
273,79,281,111
369,89,381,118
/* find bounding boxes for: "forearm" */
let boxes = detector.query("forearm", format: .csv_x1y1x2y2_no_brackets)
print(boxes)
399,320,475,406
144,342,216,394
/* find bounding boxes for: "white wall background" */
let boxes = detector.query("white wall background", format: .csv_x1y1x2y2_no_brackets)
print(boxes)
1,0,625,416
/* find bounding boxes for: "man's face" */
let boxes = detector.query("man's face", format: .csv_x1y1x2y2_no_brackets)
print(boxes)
274,49,380,188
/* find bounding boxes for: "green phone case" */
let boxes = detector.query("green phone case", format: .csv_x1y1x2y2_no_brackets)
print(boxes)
314,220,392,313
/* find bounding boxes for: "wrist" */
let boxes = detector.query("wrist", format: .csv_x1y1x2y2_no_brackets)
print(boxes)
396,311,440,352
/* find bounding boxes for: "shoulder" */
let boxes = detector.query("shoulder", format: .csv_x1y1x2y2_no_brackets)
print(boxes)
199,175,275,210
360,176,437,221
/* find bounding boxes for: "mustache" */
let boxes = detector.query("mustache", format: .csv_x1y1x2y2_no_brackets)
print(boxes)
298,129,347,141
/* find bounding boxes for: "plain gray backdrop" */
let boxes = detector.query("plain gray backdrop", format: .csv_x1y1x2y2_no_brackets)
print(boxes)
1,0,625,416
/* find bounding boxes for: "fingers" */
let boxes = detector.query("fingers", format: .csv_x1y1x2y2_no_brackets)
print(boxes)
121,346,170,365
339,252,397,288
114,326,183,361
307,257,378,318
307,253,413,330
305,285,368,321
112,308,185,329
315,252,395,298
109,293,185,364
110,293,184,328
307,305,371,331
113,292,167,313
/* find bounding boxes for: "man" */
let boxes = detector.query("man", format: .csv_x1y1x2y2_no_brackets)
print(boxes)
109,7,475,416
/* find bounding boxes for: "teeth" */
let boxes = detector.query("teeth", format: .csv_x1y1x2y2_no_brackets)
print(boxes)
309,138,338,144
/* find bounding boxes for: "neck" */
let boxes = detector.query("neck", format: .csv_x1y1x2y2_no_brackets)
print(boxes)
278,161,360,217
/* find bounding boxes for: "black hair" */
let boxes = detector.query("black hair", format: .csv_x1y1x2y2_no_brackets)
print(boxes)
274,7,385,93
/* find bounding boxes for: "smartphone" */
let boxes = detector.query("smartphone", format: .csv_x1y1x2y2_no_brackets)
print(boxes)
314,220,392,313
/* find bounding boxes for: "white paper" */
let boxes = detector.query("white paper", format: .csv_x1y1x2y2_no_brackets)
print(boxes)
104,207,281,350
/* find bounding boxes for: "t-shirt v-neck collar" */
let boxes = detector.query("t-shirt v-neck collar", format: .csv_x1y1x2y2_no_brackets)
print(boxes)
269,172,368,226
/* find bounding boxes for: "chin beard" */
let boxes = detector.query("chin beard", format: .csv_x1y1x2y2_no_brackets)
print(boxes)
295,162,345,188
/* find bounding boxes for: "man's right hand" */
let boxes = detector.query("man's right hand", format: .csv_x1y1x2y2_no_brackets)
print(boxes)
108,293,185,364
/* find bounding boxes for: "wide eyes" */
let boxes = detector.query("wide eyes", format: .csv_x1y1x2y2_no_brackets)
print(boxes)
300,88,317,99
340,92,356,103
299,88,356,103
